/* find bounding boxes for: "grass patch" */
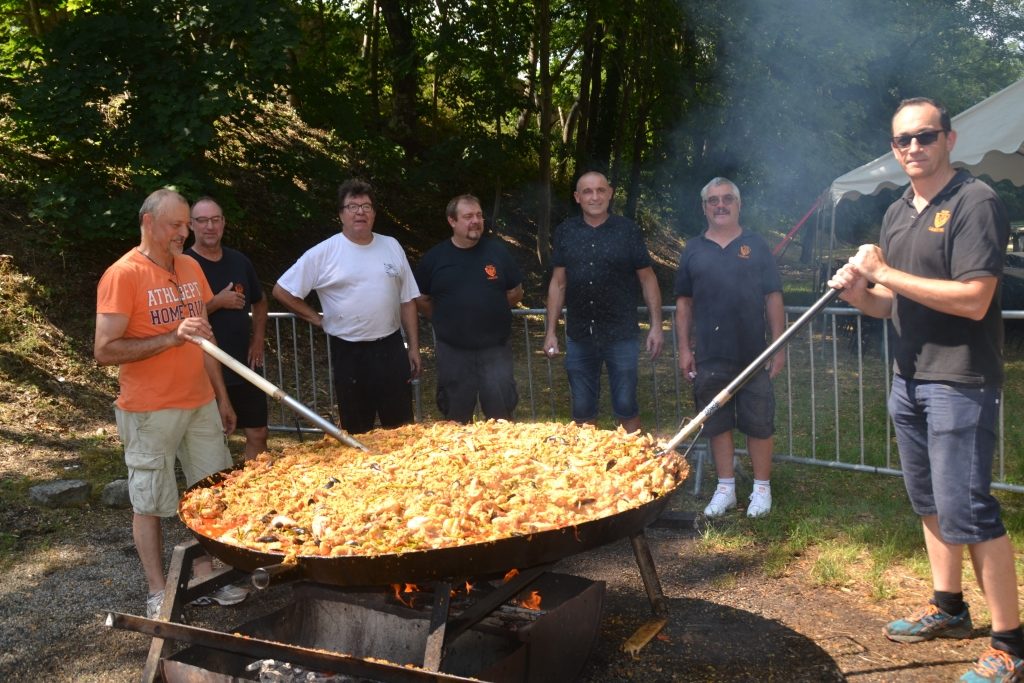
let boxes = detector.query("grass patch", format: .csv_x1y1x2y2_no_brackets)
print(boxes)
709,572,739,591
811,541,859,587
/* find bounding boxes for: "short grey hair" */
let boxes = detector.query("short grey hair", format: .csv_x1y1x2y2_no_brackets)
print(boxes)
139,188,187,226
700,177,741,203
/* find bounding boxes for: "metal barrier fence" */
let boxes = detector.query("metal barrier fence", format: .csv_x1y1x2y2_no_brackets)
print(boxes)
263,307,1024,493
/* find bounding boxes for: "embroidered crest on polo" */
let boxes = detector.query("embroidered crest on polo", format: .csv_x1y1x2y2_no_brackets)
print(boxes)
738,245,752,259
484,264,498,280
931,209,952,233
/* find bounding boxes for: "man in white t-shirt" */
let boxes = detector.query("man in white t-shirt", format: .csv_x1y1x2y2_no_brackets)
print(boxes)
273,179,421,433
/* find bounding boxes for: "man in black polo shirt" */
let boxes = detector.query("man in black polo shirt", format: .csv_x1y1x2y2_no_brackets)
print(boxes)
830,97,1021,681
415,194,524,422
543,171,663,434
674,177,785,519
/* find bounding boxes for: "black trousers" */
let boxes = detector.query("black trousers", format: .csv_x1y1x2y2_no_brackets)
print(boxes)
434,339,517,423
329,331,413,434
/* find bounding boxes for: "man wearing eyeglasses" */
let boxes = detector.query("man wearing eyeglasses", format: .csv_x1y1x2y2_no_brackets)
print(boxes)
830,98,1020,681
186,196,268,461
415,194,524,423
273,179,421,434
543,170,664,434
95,188,247,619
674,177,785,519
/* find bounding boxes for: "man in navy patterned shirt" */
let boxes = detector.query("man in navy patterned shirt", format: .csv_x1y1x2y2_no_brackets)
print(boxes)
543,171,663,433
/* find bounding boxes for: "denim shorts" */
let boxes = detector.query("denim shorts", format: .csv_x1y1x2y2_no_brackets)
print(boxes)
693,360,775,439
564,336,639,422
888,375,1004,544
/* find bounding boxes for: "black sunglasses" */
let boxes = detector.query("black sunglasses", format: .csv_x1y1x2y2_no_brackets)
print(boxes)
891,129,945,150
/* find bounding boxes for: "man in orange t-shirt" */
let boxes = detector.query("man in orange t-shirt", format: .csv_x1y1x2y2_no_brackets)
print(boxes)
95,188,245,618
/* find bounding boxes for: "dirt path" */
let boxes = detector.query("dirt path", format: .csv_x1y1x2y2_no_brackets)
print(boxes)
0,499,983,682
565,530,977,681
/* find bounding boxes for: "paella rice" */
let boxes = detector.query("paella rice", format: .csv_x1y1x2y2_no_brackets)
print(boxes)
179,420,687,560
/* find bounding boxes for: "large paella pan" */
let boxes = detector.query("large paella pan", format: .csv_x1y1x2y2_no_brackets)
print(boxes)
179,420,688,586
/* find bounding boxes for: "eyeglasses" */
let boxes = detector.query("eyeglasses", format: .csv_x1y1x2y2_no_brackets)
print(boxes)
343,203,374,213
891,129,945,150
704,194,737,207
192,215,224,227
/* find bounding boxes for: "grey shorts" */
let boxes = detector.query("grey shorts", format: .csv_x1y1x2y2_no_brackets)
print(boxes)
114,400,232,517
693,360,775,439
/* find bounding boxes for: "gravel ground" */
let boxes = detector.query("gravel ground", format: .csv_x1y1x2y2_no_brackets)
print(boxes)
0,500,983,682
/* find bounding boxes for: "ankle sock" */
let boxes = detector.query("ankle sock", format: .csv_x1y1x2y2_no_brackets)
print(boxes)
933,590,965,616
716,478,735,492
991,627,1024,659
752,479,771,493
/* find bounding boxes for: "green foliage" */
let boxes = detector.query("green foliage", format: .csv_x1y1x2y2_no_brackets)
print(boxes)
1,0,1023,265
11,0,299,245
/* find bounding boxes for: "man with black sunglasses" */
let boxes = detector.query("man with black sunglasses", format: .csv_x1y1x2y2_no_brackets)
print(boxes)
830,97,1020,682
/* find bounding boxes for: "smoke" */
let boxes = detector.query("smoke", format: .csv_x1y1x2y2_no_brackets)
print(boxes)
664,0,1021,242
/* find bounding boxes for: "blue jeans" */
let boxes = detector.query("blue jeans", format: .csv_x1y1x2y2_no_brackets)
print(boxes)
564,336,639,422
888,375,1004,545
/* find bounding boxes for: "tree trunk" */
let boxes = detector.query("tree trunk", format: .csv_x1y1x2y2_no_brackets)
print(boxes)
624,115,647,219
378,0,419,155
536,0,553,266
592,11,627,175
26,0,44,38
516,43,539,135
572,4,598,173
581,21,604,171
366,0,382,128
492,116,504,224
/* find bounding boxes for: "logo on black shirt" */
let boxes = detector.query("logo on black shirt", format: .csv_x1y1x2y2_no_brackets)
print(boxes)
738,245,752,259
929,209,951,233
484,264,498,280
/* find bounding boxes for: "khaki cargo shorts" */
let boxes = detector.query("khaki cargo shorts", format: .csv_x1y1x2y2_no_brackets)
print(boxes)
114,400,232,517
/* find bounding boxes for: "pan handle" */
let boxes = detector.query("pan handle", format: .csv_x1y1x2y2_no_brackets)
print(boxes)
251,561,300,590
189,336,369,452
662,287,842,453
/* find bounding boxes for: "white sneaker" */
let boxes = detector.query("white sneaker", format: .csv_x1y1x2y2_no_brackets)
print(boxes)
146,590,165,619
746,485,772,518
189,583,249,607
703,485,737,518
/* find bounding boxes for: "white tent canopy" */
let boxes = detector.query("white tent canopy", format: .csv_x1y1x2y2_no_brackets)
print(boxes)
829,78,1024,205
